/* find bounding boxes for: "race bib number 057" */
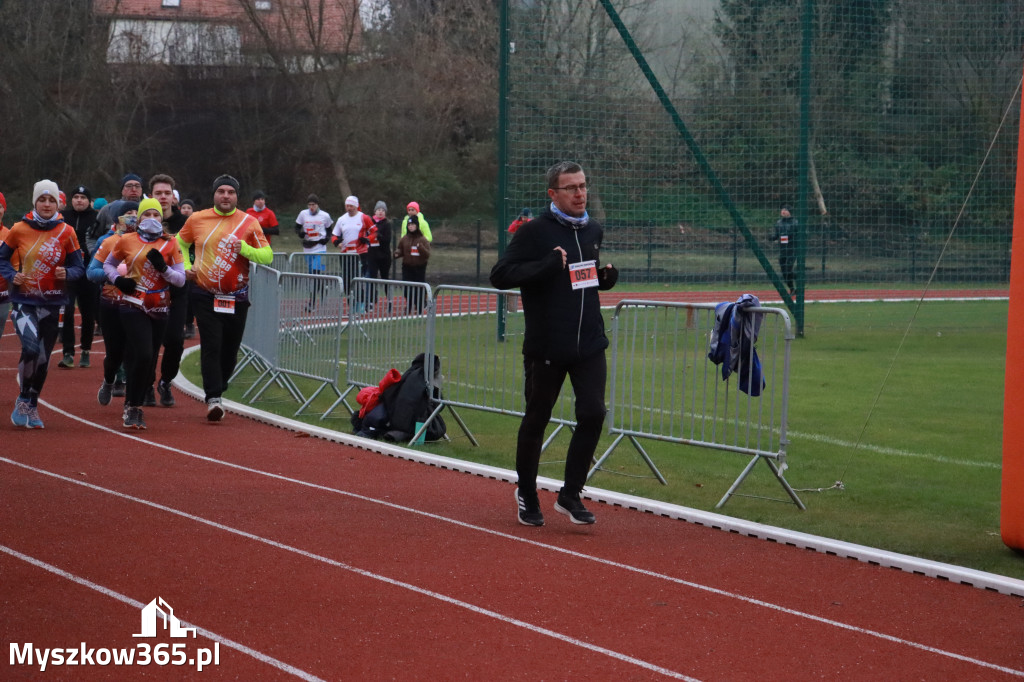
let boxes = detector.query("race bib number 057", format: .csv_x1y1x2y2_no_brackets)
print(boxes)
569,260,599,290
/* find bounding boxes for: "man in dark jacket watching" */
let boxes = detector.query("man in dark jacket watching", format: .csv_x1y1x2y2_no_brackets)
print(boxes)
490,161,618,527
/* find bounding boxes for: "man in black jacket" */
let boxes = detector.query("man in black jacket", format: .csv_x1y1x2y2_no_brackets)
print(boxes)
490,161,618,527
58,185,99,368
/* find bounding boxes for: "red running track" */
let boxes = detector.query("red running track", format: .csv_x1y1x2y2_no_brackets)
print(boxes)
0,295,1021,681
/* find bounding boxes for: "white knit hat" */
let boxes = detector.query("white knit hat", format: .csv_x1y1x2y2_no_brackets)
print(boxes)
32,179,60,205
345,195,359,207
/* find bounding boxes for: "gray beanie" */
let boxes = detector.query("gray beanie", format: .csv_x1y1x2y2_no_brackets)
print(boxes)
374,201,387,213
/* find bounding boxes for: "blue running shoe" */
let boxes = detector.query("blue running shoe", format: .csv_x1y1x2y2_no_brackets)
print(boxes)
11,398,31,428
26,405,44,429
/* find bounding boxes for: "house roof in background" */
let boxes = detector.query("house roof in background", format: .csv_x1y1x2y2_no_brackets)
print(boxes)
93,0,363,55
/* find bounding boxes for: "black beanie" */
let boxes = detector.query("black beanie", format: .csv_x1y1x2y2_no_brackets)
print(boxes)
212,174,240,194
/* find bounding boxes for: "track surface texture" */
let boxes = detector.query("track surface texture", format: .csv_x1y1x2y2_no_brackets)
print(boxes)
1,287,1019,681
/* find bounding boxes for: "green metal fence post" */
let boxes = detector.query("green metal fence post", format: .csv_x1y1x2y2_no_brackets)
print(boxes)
495,0,510,342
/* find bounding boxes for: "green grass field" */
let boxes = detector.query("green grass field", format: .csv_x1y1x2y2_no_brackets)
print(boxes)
189,297,1020,579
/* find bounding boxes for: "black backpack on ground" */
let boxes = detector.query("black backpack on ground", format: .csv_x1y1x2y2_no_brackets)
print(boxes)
379,353,446,443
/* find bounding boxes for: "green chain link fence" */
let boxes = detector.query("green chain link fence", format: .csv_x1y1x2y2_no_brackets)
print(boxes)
498,0,1022,331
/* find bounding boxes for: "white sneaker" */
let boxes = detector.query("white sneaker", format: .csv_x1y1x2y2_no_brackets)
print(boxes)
206,397,225,422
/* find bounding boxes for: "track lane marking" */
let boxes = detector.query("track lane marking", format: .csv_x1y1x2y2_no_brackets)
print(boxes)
22,402,1024,678
0,544,325,681
0,459,698,681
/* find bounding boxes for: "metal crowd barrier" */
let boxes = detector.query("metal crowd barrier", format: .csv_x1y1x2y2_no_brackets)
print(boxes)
238,266,346,417
270,251,290,272
595,300,803,509
285,251,361,279
429,285,578,450
238,270,803,507
334,277,446,439
236,264,281,372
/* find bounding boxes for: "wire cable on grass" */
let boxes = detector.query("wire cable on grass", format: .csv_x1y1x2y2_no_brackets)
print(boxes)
830,73,1023,490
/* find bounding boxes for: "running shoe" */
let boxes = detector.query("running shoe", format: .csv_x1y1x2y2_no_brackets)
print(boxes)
554,489,596,525
143,386,157,407
79,351,90,368
97,380,113,406
206,397,224,422
11,398,32,428
58,353,74,369
157,380,175,407
122,406,146,429
515,488,544,527
26,405,44,429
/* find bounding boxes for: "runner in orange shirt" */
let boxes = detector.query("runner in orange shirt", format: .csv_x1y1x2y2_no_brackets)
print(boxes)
176,175,272,421
0,180,86,428
88,201,137,407
103,197,185,429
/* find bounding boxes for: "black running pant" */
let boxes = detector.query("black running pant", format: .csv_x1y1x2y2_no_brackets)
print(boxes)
192,291,249,402
515,351,607,497
121,306,167,408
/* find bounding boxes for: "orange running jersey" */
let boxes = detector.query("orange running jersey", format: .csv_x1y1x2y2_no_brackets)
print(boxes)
92,235,123,304
1,219,80,305
110,233,184,317
178,209,267,300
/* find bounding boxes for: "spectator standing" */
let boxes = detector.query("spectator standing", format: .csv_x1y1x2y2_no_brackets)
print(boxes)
245,191,280,246
400,201,433,241
507,207,533,235
770,204,798,296
394,215,431,314
369,201,393,281
0,180,86,428
176,175,272,421
489,161,618,527
103,197,185,429
58,185,100,369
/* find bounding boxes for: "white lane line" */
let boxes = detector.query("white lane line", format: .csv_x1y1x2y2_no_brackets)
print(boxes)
0,459,698,681
788,429,1000,468
0,543,325,682
13,403,1024,678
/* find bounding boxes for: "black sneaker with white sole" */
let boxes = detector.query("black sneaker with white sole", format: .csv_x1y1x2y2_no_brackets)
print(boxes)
515,488,544,526
554,490,596,525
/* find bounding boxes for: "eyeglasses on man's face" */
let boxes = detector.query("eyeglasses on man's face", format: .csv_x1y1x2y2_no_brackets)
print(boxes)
554,183,587,194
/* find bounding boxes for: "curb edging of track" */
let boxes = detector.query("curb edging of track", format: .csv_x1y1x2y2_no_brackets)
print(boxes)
174,347,1024,599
